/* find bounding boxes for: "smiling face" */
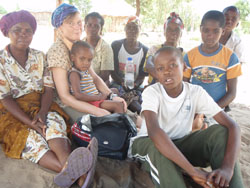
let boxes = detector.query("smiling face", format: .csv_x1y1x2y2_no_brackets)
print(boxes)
164,22,182,47
8,22,33,50
200,20,223,51
125,22,140,42
59,12,82,42
154,50,185,97
224,10,239,32
71,46,94,72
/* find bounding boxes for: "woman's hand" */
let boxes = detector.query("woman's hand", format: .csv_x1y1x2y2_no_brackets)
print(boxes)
112,96,127,112
32,110,47,125
31,121,47,138
31,111,48,138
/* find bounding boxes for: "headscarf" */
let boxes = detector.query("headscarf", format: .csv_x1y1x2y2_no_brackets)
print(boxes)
0,10,37,37
164,12,184,31
126,16,141,26
51,3,79,28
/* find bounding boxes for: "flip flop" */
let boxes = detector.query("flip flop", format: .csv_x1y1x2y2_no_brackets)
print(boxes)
54,147,93,188
81,137,98,188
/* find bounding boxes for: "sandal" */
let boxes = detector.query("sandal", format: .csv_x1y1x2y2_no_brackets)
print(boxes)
54,147,93,188
81,137,98,188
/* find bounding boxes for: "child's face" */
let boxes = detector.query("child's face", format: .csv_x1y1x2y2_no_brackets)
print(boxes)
224,10,239,32
71,47,94,72
154,51,185,97
164,22,182,47
200,20,223,49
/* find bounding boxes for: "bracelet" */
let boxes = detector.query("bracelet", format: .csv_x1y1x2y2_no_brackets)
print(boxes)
109,92,118,100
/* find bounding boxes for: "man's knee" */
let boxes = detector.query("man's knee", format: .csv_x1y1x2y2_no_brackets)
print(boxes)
207,124,228,144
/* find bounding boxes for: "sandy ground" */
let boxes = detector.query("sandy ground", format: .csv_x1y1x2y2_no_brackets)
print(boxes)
228,103,250,186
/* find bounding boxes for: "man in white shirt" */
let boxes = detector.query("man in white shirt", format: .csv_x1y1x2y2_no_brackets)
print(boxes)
129,46,244,188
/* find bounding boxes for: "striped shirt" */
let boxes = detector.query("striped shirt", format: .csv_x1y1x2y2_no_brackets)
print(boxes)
70,68,99,95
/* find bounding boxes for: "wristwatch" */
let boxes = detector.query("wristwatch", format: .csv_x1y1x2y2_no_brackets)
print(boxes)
108,92,118,100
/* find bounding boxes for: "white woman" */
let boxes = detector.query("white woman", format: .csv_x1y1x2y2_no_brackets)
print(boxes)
47,3,126,124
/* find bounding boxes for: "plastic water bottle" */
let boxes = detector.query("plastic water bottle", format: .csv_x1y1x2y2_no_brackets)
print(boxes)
124,57,134,89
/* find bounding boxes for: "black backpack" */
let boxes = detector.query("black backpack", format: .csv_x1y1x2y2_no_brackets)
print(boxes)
71,113,137,160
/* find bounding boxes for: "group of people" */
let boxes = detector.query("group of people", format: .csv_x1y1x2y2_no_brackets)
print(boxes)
0,2,245,188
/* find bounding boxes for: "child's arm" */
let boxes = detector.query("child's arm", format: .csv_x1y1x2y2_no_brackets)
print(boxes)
89,67,111,97
217,78,237,108
143,110,210,188
90,67,128,111
208,111,241,187
69,71,104,102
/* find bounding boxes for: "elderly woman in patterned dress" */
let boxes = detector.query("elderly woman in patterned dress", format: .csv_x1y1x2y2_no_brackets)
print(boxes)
0,10,97,188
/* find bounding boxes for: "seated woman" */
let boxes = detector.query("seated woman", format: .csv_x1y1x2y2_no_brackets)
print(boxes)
111,16,148,114
83,12,114,86
0,10,97,188
47,3,126,125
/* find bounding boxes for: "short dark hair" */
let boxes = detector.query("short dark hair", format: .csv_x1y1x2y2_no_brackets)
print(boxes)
84,12,104,28
71,40,93,55
153,46,184,63
223,6,240,17
201,10,225,28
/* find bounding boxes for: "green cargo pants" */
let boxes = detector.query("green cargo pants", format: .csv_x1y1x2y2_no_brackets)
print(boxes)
131,125,244,188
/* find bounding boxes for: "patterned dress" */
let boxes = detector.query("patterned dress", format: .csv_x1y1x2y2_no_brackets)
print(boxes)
0,46,69,162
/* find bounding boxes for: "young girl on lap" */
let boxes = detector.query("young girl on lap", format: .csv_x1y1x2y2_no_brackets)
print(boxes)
69,41,125,113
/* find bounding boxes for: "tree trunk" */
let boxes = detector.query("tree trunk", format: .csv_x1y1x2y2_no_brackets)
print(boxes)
136,0,140,17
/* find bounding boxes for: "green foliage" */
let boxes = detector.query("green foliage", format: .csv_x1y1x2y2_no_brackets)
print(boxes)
235,0,250,33
125,0,199,32
66,0,92,18
0,6,7,14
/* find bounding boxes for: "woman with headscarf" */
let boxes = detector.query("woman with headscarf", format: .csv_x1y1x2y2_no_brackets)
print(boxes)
111,16,148,114
47,3,126,124
0,10,97,188
83,12,114,86
144,12,184,85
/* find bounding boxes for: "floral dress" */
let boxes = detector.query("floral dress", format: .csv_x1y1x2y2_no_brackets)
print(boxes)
0,46,69,163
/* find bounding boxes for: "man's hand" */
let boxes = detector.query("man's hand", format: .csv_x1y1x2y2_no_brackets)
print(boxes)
207,167,233,188
190,168,212,188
